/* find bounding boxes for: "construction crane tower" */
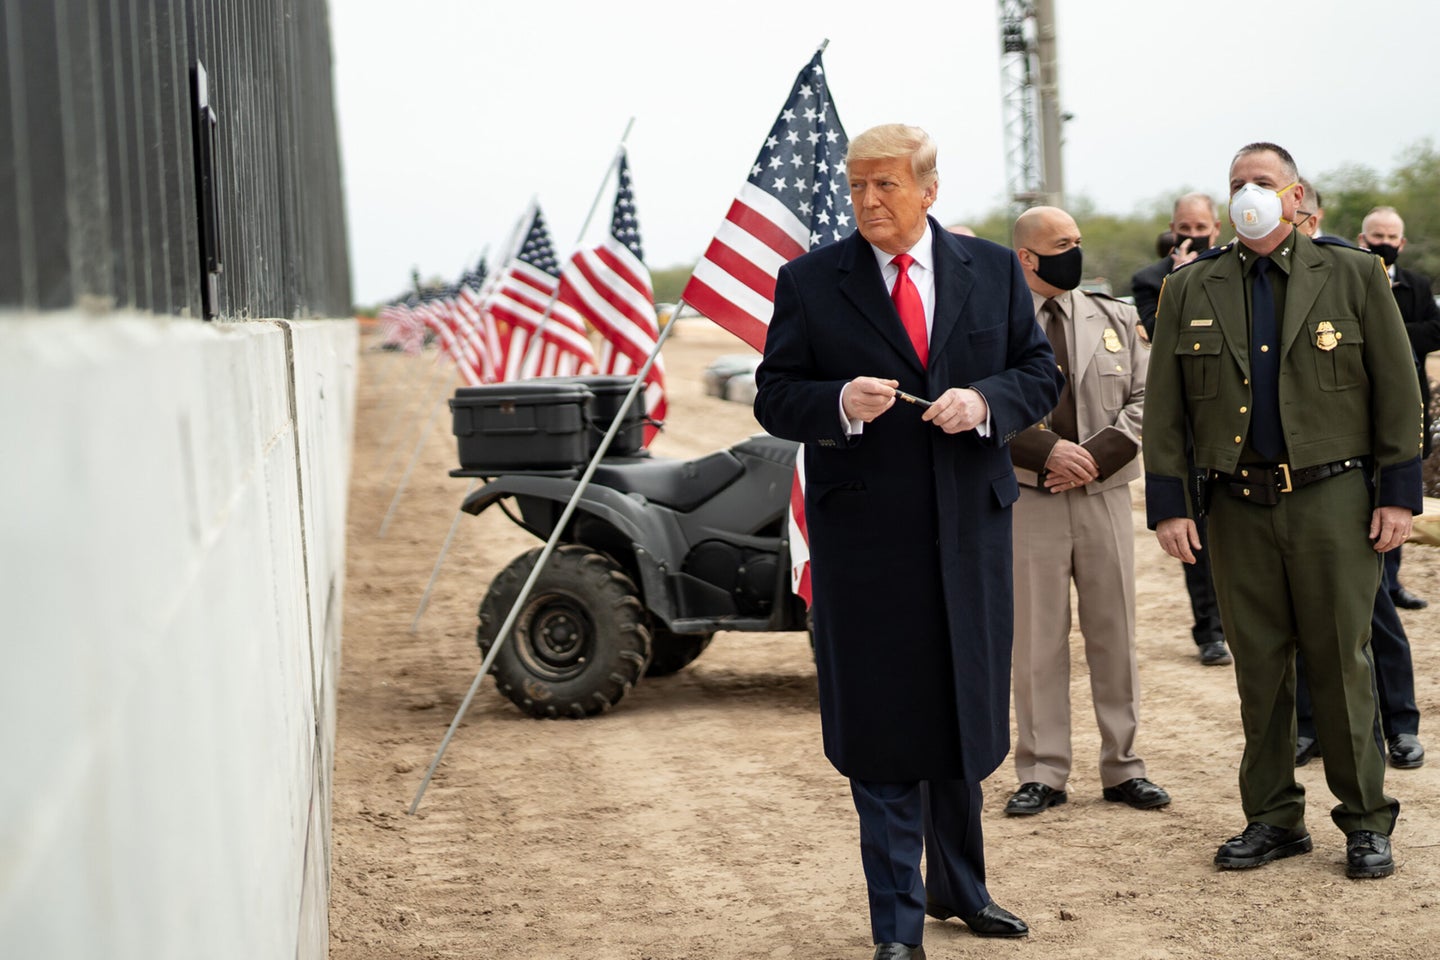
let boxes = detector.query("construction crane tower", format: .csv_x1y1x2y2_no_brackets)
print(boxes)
998,0,1065,211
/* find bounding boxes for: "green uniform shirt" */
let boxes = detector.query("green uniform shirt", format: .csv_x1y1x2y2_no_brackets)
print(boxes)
1143,229,1423,526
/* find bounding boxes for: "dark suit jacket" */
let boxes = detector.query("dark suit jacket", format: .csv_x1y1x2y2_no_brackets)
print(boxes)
753,217,1062,782
1392,266,1440,457
1130,257,1171,339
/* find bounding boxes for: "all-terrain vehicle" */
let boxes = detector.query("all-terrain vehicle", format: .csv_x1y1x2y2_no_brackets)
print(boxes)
448,374,809,718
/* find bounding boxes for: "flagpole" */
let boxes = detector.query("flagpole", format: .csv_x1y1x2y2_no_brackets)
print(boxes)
409,477,479,632
375,348,431,475
409,122,638,635
377,369,455,539
378,352,452,483
409,293,686,815
516,117,635,377
364,315,403,397
364,332,422,464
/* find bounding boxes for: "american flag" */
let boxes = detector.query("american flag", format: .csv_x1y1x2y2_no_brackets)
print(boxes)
682,49,852,352
555,150,666,445
379,293,426,355
438,281,493,385
481,203,597,379
456,258,503,383
417,289,482,385
683,49,853,607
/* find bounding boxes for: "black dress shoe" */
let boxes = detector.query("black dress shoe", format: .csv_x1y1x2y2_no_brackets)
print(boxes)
1199,640,1233,665
1295,735,1321,766
1346,830,1395,878
1102,777,1171,809
1214,822,1312,869
869,944,927,960
925,900,1028,938
1004,781,1066,815
872,944,924,960
1391,586,1428,610
1387,733,1425,769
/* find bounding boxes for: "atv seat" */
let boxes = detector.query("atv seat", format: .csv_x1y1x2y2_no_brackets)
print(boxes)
590,450,745,512
730,432,799,467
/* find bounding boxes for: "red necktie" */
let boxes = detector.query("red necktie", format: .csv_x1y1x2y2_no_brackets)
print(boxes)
890,253,928,367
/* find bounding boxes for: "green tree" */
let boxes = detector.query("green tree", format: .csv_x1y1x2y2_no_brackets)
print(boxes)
1315,162,1385,244
651,264,691,305
1388,140,1440,285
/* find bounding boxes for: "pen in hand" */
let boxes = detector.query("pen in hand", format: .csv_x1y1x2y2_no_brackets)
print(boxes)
893,388,934,407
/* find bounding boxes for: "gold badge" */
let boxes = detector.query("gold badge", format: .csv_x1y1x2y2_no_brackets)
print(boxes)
1315,320,1338,352
1103,328,1122,352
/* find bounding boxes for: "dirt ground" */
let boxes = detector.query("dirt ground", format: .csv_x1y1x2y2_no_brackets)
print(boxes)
331,321,1440,960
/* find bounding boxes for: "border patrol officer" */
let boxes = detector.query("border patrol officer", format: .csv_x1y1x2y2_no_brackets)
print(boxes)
1143,142,1423,880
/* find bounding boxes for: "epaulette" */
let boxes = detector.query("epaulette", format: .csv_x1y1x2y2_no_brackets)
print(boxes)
1170,243,1230,273
1080,289,1126,303
1313,235,1360,250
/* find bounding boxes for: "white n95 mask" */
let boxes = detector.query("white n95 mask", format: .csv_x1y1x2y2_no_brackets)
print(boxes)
1229,181,1296,240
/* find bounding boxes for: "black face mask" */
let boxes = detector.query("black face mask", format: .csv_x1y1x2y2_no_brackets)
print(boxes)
1172,234,1211,255
1366,242,1400,267
1028,246,1084,291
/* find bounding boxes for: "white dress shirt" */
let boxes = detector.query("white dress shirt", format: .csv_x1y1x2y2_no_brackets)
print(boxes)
840,223,990,436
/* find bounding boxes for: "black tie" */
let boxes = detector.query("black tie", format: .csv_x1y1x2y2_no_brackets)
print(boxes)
1249,257,1283,460
1043,300,1078,443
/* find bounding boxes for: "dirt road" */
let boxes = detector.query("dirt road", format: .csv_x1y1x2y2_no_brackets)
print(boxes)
332,322,1440,959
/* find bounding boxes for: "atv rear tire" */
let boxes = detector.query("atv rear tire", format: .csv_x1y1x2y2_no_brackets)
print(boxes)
477,544,651,718
644,627,714,677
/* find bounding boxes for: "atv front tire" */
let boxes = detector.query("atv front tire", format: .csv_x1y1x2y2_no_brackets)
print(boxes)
477,544,651,718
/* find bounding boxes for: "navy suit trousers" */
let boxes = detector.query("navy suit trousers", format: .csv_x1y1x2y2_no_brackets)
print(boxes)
850,778,989,945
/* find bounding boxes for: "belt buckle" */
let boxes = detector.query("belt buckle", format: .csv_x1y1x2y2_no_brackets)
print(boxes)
1276,462,1293,494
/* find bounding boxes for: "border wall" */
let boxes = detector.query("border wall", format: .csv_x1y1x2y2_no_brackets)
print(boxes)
1,2,354,958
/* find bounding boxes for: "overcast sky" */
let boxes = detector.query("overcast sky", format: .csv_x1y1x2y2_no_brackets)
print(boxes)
330,0,1440,305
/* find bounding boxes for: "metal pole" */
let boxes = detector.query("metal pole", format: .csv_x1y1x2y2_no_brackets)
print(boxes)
378,355,451,480
364,335,400,398
410,477,480,632
378,376,453,539
517,118,635,377
372,349,440,472
1034,0,1064,207
409,296,685,814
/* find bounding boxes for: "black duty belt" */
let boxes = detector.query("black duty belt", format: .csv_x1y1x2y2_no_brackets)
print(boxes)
1209,458,1366,506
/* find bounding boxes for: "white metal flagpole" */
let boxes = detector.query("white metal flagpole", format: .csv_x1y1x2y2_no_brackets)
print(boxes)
409,477,479,632
378,354,452,482
405,118,638,624
516,117,635,377
377,373,456,539
408,293,685,815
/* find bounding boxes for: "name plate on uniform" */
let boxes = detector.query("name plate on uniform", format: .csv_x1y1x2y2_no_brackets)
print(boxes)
1188,318,1214,327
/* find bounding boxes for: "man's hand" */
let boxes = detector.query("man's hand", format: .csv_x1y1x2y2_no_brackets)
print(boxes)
1043,439,1100,492
841,377,899,422
1170,237,1201,271
1370,505,1414,553
922,387,988,434
1156,517,1202,564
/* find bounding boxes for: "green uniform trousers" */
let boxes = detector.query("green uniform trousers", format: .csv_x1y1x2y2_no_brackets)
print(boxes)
1206,468,1399,835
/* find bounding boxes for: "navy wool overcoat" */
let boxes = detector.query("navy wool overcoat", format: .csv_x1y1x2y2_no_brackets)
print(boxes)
754,219,1061,782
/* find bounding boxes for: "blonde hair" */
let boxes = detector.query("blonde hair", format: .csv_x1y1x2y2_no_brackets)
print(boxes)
846,124,938,189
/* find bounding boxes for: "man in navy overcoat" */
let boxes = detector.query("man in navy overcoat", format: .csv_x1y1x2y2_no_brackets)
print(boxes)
754,123,1062,960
